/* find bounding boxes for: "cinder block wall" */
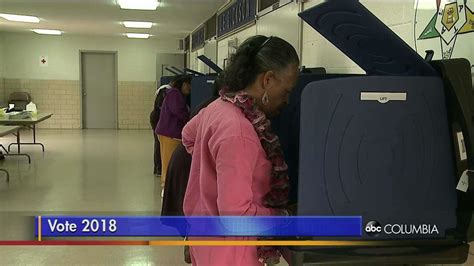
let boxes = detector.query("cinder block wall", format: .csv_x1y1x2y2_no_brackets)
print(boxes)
118,81,156,130
2,78,156,129
3,79,81,129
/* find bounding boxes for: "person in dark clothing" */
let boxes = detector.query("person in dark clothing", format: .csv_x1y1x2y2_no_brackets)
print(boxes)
160,144,190,216
155,75,192,195
150,83,170,176
161,92,219,265
161,95,218,216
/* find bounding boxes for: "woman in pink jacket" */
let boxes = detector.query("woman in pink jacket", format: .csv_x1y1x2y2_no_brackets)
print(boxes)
182,35,299,265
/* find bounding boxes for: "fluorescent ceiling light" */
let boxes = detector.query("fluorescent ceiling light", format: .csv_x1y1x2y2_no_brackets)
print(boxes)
117,0,160,10
123,21,153,28
0,13,40,23
33,29,62,35
126,33,150,39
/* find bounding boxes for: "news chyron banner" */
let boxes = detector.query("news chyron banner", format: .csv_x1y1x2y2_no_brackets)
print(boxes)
35,216,362,238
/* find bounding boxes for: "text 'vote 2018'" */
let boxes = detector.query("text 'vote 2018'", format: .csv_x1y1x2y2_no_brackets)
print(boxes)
46,219,117,233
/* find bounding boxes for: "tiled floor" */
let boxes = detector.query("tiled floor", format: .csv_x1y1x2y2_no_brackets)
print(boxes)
0,129,188,265
0,130,161,213
0,129,471,265
0,246,189,265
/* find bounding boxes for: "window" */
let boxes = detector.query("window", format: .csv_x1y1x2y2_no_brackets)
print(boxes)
205,14,217,40
259,0,278,12
185,36,190,52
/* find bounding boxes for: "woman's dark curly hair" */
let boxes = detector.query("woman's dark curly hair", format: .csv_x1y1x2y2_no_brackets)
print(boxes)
171,74,192,90
218,35,299,92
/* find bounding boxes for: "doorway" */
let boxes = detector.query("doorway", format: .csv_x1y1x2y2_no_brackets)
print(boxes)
80,52,118,129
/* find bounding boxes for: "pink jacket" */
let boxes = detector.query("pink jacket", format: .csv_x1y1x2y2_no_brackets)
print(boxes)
182,99,274,266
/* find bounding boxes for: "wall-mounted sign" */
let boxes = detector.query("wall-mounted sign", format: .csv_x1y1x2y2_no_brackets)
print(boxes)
39,56,48,67
416,0,474,59
192,26,205,51
217,0,257,37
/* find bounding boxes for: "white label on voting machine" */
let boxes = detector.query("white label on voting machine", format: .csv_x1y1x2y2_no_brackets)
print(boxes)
457,170,469,192
360,92,407,104
456,131,467,161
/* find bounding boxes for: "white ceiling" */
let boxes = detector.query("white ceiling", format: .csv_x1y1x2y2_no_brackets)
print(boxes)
0,0,227,40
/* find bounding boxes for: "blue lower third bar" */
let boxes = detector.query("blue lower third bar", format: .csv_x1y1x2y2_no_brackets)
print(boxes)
36,216,362,237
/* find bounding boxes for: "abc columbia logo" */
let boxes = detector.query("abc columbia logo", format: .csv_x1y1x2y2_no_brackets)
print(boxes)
365,221,439,237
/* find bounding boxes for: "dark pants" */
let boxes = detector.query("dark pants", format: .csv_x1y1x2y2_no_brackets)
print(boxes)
152,124,162,176
161,144,191,216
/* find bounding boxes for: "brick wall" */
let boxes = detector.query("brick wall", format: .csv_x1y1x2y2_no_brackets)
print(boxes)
3,79,82,129
118,81,156,130
1,78,156,129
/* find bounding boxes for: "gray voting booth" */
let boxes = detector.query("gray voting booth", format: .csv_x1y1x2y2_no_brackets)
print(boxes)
299,76,456,234
274,0,473,264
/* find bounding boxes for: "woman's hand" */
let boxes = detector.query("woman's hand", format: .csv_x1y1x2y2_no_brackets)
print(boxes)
286,203,297,216
274,204,297,216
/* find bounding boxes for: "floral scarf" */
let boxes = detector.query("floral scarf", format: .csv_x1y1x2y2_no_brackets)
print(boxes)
220,88,290,264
